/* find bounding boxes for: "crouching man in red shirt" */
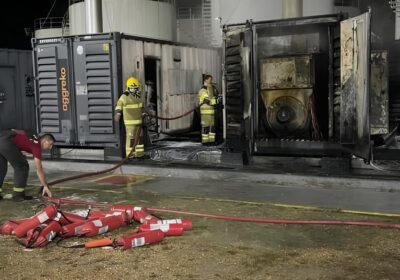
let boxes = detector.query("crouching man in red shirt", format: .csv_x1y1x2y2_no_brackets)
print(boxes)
0,130,54,201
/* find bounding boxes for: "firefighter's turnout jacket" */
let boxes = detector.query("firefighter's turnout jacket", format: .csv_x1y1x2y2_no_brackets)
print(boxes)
198,85,217,144
115,92,144,157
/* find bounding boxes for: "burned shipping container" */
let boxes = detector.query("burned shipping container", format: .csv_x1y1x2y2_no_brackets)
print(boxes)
223,12,391,162
32,33,221,158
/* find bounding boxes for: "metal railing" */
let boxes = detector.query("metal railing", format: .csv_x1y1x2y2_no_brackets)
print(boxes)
34,17,66,31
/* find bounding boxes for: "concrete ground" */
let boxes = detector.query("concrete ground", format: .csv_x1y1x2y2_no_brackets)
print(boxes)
1,157,400,279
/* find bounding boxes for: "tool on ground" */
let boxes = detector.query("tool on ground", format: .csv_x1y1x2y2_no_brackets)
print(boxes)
1,203,193,249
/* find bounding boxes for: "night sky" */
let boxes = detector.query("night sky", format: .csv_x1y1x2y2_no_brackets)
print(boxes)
0,0,69,49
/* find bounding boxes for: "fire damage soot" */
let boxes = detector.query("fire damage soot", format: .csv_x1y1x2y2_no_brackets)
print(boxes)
59,67,69,112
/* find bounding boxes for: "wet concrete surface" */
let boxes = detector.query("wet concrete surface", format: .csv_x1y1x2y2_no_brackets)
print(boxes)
1,165,400,279
19,158,400,213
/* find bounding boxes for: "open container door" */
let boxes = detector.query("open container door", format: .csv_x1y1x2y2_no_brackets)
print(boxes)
224,22,254,160
340,12,371,161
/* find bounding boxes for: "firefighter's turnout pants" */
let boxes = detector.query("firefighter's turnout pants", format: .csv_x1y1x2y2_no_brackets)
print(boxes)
0,133,29,196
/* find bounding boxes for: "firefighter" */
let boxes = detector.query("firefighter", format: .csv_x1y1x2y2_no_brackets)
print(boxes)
0,130,54,200
198,74,218,145
114,77,145,158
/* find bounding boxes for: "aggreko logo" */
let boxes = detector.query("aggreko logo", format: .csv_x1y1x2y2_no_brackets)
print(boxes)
59,67,69,112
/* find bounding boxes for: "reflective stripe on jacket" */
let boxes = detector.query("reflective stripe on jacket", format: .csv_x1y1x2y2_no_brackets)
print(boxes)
198,87,216,115
115,93,143,124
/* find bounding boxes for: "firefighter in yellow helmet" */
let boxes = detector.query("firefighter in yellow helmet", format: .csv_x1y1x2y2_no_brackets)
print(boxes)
114,77,145,158
198,74,218,145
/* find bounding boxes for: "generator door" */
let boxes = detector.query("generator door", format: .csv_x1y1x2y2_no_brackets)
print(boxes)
72,39,119,147
33,39,76,145
224,25,253,156
340,12,371,160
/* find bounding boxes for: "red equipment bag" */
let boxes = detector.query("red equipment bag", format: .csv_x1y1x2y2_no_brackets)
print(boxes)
25,220,61,248
56,211,87,225
13,205,58,238
60,219,94,237
133,207,160,224
110,204,135,220
80,215,126,237
117,230,165,250
0,219,29,235
138,223,184,236
154,219,193,230
88,210,129,222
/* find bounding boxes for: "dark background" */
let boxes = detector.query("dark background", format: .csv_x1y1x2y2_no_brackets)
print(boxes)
0,0,69,49
0,0,396,50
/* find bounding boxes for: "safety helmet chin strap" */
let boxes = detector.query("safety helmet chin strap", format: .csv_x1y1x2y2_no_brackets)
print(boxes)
128,87,141,98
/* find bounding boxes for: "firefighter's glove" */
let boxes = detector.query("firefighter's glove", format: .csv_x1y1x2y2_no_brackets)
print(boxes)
114,113,121,122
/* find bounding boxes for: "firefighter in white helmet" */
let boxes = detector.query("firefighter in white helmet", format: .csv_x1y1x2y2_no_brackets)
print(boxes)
114,77,144,158
198,74,218,144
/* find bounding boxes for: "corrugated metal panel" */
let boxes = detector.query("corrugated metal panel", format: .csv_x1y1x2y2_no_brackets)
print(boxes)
33,40,76,144
72,37,120,145
121,39,145,88
86,43,114,134
36,46,60,133
159,44,221,132
144,42,162,58
0,49,35,133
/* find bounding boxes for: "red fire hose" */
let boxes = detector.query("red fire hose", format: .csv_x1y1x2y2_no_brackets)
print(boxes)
45,197,400,230
43,104,400,231
47,127,142,186
47,103,203,186
143,107,199,121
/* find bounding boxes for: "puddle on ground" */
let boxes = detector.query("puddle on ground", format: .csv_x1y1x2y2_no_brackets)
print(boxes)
92,174,152,186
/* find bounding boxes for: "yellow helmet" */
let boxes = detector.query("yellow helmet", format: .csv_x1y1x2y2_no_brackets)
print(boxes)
126,77,140,94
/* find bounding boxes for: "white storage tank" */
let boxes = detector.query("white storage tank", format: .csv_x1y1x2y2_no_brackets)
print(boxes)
303,0,335,17
69,0,176,41
69,1,86,35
